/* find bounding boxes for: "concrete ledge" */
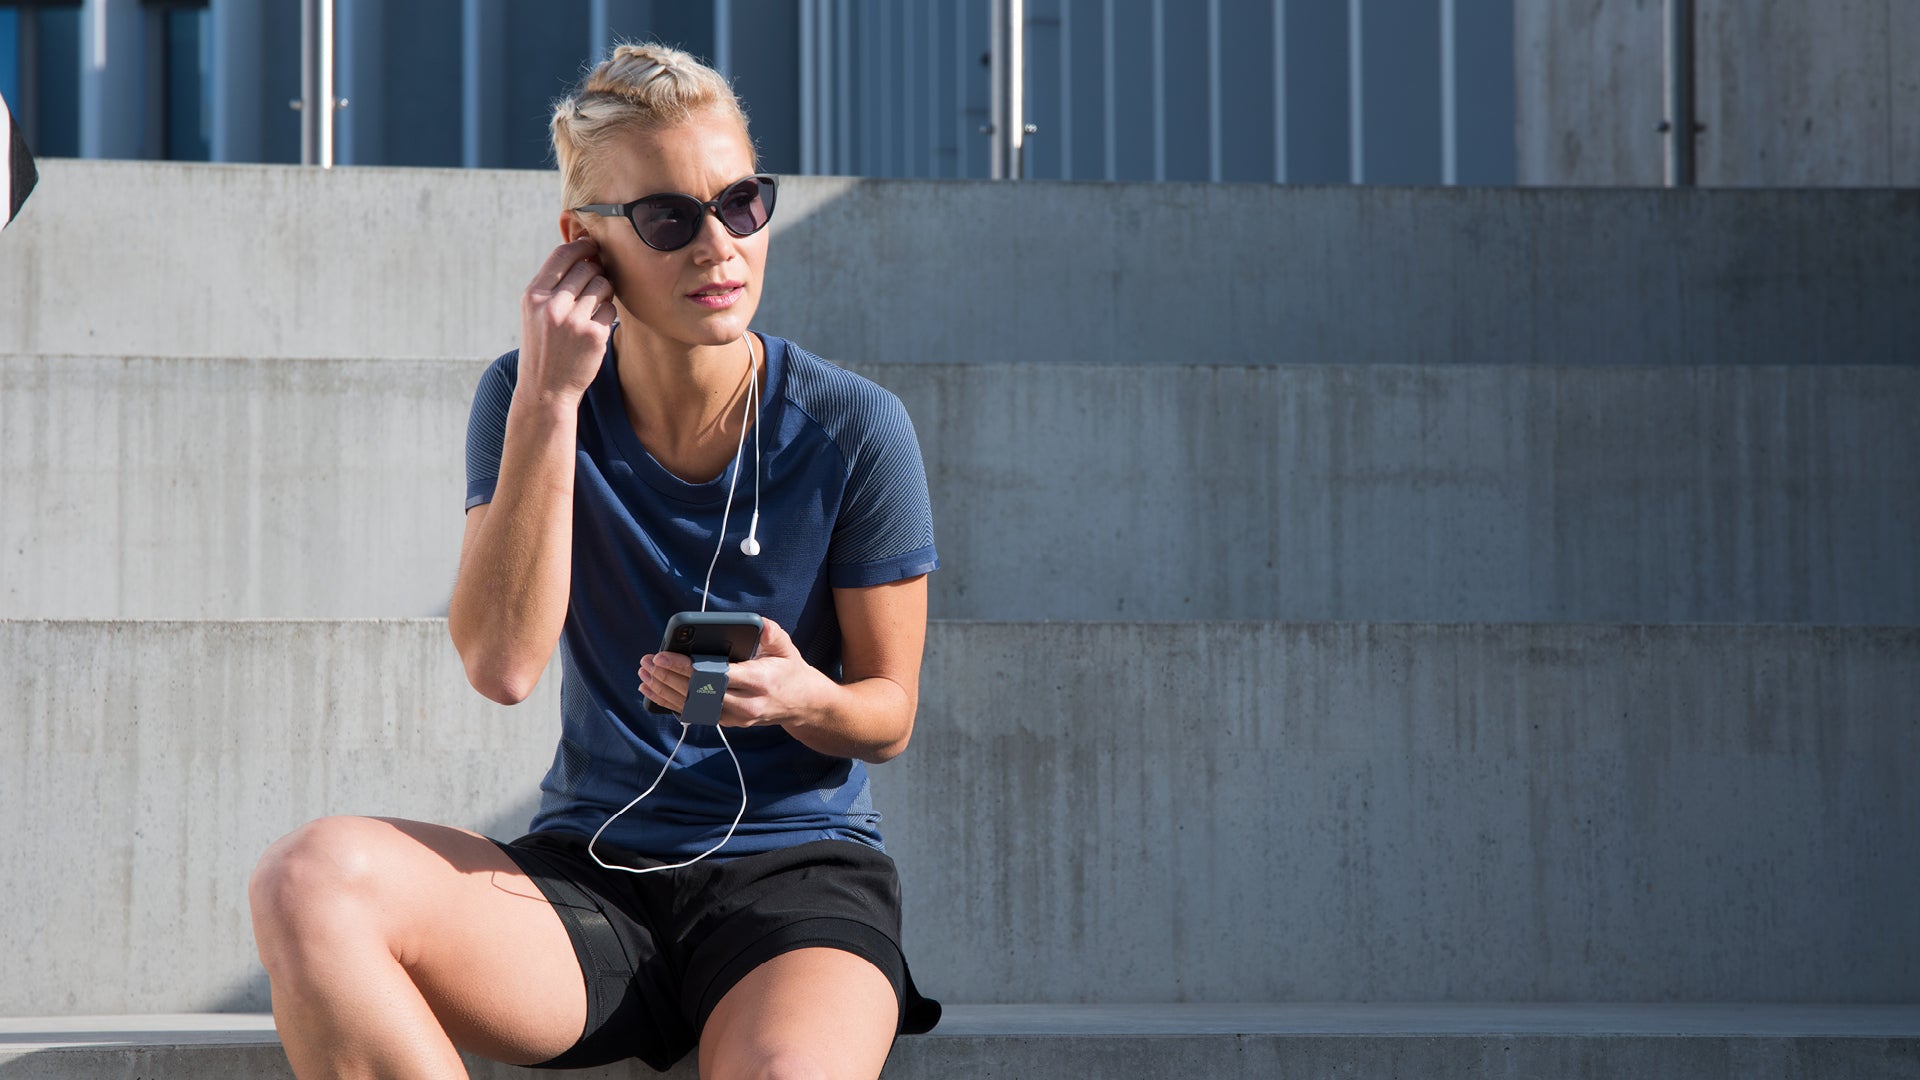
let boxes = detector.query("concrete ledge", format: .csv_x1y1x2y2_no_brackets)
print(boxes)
3,161,1914,367
4,1007,1917,1079
6,356,1915,623
3,619,1914,1013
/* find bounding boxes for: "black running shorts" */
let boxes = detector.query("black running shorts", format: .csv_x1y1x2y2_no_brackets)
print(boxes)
493,831,942,1072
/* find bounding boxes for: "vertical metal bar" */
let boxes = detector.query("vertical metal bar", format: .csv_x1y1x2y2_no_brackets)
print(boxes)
1347,0,1362,183
837,0,851,175
902,1,914,176
1272,0,1286,181
955,0,968,178
990,0,1003,176
335,0,354,163
318,0,333,167
1151,0,1164,181
145,7,166,159
589,0,607,64
17,8,40,151
460,0,480,169
1663,0,1695,187
799,0,815,174
879,0,891,175
300,0,335,166
1440,0,1456,184
714,0,731,77
991,0,1026,178
1207,0,1221,182
1059,0,1072,179
1102,0,1115,180
926,0,938,176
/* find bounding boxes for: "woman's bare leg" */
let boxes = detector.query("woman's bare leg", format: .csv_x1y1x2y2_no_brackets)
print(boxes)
248,816,586,1079
696,948,898,1080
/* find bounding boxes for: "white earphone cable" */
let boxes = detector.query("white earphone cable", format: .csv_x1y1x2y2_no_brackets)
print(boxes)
697,334,758,612
594,333,759,875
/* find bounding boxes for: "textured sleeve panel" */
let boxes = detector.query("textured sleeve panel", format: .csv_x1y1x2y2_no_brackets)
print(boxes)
785,348,940,588
464,351,520,510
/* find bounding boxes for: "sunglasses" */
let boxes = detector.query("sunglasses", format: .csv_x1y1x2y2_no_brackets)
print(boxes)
574,174,779,252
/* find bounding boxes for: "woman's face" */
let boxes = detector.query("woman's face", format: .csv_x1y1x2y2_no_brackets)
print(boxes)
579,112,768,353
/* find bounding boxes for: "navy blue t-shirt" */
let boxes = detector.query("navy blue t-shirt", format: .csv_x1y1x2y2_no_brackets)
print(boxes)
464,334,938,859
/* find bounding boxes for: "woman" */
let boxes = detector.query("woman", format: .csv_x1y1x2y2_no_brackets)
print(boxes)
249,43,940,1078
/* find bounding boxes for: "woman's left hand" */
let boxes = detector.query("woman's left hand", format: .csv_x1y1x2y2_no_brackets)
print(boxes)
638,618,828,730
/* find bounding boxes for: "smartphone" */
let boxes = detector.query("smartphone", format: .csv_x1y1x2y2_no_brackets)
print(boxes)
643,611,764,714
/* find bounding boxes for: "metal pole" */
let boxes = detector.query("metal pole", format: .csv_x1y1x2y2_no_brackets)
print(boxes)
990,0,1025,179
1662,0,1695,187
299,0,336,167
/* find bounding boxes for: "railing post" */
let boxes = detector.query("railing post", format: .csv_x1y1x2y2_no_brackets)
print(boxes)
298,0,337,167
1662,0,1696,187
990,0,1026,179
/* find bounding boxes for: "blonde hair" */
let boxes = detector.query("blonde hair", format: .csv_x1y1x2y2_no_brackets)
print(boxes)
551,42,754,211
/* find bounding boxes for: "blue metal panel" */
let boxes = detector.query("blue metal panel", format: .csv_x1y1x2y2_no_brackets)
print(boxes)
1451,0,1512,184
1282,0,1347,184
1216,0,1277,182
379,0,462,167
1160,0,1210,181
1065,0,1105,180
1108,0,1154,181
731,0,801,174
500,0,590,171
35,8,80,158
1024,0,1062,179
1360,0,1440,184
0,10,18,110
961,0,990,179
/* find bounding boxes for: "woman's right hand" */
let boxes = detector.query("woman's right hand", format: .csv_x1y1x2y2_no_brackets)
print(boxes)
519,237,617,404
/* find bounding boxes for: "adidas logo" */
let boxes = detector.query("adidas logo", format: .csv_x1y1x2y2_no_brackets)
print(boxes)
695,684,719,695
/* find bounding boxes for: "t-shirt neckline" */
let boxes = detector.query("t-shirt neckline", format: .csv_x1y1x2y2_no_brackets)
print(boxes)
593,332,787,505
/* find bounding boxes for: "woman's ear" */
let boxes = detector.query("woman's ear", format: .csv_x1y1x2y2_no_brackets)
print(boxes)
560,210,589,244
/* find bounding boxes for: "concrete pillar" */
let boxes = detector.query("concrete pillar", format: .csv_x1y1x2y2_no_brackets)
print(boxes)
1695,0,1910,185
1513,0,1664,186
78,0,144,159
1517,0,1919,186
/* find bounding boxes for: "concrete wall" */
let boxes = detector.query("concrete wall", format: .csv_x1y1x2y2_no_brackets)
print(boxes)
3,619,1914,1014
2,161,1916,367
1517,0,1920,186
7,356,1916,625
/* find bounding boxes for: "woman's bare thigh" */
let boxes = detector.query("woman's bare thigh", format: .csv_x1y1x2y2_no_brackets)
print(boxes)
254,815,586,1066
696,947,898,1080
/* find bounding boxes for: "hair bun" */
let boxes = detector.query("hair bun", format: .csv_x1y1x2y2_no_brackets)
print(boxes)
549,40,755,213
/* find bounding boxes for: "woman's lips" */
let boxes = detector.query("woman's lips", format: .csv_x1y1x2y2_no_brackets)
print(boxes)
688,283,746,309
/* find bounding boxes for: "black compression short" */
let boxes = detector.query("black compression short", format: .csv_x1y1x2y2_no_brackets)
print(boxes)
493,831,942,1072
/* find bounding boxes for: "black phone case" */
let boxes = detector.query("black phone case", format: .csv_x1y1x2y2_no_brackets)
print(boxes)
644,611,763,713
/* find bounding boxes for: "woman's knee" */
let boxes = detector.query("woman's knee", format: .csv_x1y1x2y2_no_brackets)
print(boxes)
249,816,401,958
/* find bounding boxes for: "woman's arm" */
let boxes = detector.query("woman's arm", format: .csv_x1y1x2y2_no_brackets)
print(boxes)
638,574,929,763
448,237,614,704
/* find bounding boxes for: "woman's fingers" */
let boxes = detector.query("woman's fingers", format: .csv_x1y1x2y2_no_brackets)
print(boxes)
520,239,615,399
639,654,688,711
528,237,597,294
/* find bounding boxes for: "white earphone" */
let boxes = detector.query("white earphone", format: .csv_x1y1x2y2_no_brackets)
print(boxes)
593,332,763,878
697,333,764,607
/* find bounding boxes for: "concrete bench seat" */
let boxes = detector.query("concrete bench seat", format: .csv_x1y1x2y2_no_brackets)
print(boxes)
5,1005,1918,1078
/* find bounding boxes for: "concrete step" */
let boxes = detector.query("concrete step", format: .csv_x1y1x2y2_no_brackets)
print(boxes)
3,161,1914,369
6,355,1916,623
4,1006,1918,1079
4,619,1913,1014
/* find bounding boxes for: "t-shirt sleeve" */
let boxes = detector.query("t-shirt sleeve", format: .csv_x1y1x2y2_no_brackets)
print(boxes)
828,386,940,588
464,352,520,510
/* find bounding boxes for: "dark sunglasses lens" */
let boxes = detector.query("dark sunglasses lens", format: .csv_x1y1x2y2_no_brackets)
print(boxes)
717,177,776,237
635,196,702,250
